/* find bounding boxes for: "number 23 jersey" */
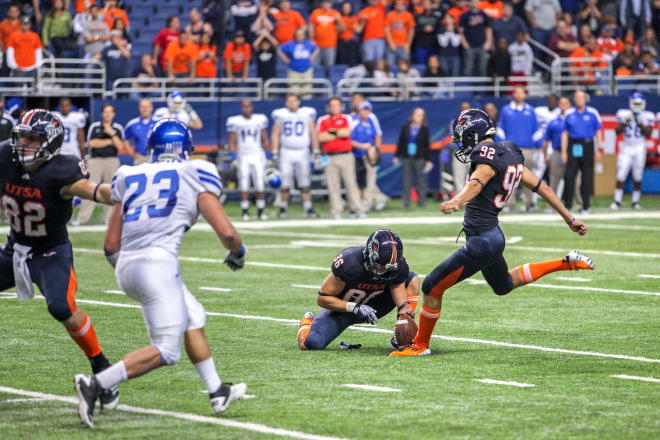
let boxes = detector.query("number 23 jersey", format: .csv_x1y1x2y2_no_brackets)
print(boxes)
111,159,222,255
464,141,525,232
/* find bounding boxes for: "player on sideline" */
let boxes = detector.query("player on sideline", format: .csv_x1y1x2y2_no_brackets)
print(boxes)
153,91,203,130
611,93,655,210
0,109,119,405
227,100,270,220
74,119,247,428
297,229,420,351
53,97,86,158
391,109,594,357
271,93,320,218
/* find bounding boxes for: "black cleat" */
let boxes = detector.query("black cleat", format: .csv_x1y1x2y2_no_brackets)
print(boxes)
99,384,120,411
304,208,319,218
278,207,287,218
74,374,101,428
209,382,247,413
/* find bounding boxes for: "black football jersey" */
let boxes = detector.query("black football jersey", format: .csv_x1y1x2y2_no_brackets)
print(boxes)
0,141,90,250
331,246,409,306
464,141,525,232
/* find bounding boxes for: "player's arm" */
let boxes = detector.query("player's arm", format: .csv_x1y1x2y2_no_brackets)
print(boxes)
309,120,319,152
390,282,413,316
186,104,203,129
61,179,112,205
77,127,86,157
317,273,349,311
103,202,123,267
228,131,237,150
271,121,280,152
198,192,246,271
260,128,270,150
520,166,587,235
640,116,653,137
440,163,496,214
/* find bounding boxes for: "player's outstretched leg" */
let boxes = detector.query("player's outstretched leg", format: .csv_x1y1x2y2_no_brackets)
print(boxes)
297,312,314,349
509,251,594,289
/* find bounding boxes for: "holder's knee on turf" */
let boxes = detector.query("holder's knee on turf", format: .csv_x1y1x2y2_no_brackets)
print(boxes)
47,300,73,322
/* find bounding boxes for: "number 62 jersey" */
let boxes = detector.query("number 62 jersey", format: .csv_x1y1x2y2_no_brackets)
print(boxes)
111,159,222,254
464,140,525,232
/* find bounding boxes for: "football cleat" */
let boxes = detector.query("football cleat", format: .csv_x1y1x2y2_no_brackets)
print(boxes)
74,374,101,428
304,208,319,219
241,211,250,221
297,312,314,347
632,202,641,210
258,212,268,221
564,251,595,270
210,382,247,413
610,201,620,210
389,343,431,357
99,384,120,411
278,207,287,219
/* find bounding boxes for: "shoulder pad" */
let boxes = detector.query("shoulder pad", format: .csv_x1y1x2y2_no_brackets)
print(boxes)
331,247,365,282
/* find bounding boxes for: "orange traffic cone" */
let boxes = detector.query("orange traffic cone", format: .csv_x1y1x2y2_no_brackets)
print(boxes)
411,188,418,202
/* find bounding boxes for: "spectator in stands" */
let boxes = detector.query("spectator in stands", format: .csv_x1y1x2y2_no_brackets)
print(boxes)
253,32,278,81
509,31,534,76
318,96,364,219
437,14,462,77
153,16,180,73
497,85,540,211
131,53,161,96
484,102,499,132
337,1,360,66
548,19,579,58
413,0,443,64
278,28,318,97
7,16,42,78
525,0,561,47
82,4,109,59
72,5,91,56
0,4,21,76
396,58,420,90
272,0,306,44
620,0,652,39
251,1,274,37
394,107,431,208
459,0,493,77
42,0,73,57
640,28,659,57
653,0,660,36
560,0,580,15
76,103,124,225
124,98,156,165
424,54,446,77
204,0,226,47
224,30,252,83
112,17,131,49
358,0,387,62
577,0,601,35
102,0,129,30
543,96,571,198
373,58,396,96
310,0,342,75
479,0,503,19
196,32,218,79
578,23,592,45
597,25,622,62
613,36,638,75
231,0,259,39
165,31,199,83
569,36,606,87
185,8,213,45
385,0,415,68
487,37,511,79
95,30,130,90
634,50,660,74
447,0,469,26
492,1,528,45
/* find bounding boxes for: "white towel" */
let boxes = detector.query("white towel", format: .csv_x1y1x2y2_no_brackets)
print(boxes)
12,243,35,301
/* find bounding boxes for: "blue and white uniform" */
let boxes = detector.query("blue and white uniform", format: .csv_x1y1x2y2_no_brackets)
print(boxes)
54,110,86,158
615,108,654,182
226,114,268,193
271,106,316,189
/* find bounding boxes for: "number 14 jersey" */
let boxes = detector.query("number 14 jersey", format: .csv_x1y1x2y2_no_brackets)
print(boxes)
111,160,222,255
464,140,525,232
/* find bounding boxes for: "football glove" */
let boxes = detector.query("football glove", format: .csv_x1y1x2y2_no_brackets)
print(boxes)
224,244,246,271
353,304,378,324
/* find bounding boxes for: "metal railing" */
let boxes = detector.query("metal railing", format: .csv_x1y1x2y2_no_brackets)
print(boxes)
614,75,660,95
111,77,263,101
401,76,549,99
0,76,36,95
263,78,333,99
528,37,560,74
551,57,613,95
336,76,404,101
36,58,106,96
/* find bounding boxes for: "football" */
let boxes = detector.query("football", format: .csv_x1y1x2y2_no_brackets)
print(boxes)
393,313,418,348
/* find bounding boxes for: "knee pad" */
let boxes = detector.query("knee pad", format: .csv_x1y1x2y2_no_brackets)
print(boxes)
47,300,73,322
154,344,182,366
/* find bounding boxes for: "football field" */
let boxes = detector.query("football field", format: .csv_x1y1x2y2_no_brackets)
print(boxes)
1,199,659,439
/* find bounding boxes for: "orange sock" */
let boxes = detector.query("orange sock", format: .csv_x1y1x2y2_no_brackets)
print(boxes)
518,258,570,284
408,294,419,314
413,305,441,349
67,313,102,358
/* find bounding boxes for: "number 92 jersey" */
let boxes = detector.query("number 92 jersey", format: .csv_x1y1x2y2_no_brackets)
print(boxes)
111,159,222,255
464,141,525,232
271,106,316,150
616,109,655,149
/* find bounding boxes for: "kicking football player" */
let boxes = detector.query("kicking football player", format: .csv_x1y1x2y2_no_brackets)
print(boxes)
297,229,419,351
271,93,320,218
227,100,270,220
392,109,594,357
74,119,247,428
611,93,655,210
153,91,203,130
53,97,86,158
0,109,119,405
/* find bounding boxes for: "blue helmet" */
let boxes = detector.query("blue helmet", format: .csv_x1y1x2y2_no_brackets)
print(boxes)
265,167,281,188
147,118,193,162
629,92,646,113
452,108,496,163
167,90,186,112
363,229,404,280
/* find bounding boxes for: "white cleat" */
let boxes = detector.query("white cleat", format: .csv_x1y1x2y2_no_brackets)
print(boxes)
241,213,250,221
564,250,595,270
258,213,268,220
632,203,642,210
74,374,99,428
609,202,620,210
210,382,247,413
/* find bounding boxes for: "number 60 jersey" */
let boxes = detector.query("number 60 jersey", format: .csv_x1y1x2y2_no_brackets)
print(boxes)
464,140,525,232
111,159,222,254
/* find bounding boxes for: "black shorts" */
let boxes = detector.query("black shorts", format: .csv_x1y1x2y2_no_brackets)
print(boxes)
355,156,367,189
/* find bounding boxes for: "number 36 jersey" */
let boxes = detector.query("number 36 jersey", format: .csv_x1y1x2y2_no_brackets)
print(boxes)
111,159,222,255
464,141,525,233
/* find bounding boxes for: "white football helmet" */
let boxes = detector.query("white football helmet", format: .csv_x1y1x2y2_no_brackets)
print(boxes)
168,91,186,113
629,92,646,113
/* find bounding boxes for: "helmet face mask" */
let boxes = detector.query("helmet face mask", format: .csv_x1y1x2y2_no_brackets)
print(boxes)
167,91,186,113
452,109,496,164
364,229,403,280
11,110,64,170
629,93,646,113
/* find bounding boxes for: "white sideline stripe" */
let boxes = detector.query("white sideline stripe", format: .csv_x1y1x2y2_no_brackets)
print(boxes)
476,379,535,388
554,277,591,282
342,384,401,393
104,290,125,295
199,390,256,399
611,374,660,383
465,278,660,297
638,274,660,279
4,397,49,403
0,387,347,440
292,284,320,289
1,291,658,364
199,287,233,292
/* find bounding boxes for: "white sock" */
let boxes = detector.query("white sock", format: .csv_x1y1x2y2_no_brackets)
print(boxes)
240,200,249,210
256,199,265,209
95,360,128,389
303,200,312,211
194,357,222,394
632,190,641,204
614,188,623,204
280,200,288,209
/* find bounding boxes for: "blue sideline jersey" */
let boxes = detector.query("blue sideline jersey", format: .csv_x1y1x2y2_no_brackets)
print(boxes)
563,106,602,139
124,116,157,156
496,102,541,149
350,115,379,159
544,116,565,151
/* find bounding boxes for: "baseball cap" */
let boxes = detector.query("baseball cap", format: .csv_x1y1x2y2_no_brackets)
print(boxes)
358,101,373,111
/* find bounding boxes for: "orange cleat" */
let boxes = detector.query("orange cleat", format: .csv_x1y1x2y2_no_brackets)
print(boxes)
389,343,431,357
297,312,314,348
564,251,595,270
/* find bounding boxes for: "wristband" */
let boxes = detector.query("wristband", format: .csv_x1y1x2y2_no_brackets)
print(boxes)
93,182,102,202
345,302,357,313
232,244,246,258
397,301,410,313
532,178,542,193
567,217,576,226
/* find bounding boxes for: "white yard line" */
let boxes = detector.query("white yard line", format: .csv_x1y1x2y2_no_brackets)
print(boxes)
104,290,124,295
291,284,321,289
464,279,660,297
199,287,233,292
4,397,50,403
476,379,535,388
342,384,401,393
638,274,660,279
611,374,660,383
0,387,346,440
1,291,658,364
554,277,591,282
